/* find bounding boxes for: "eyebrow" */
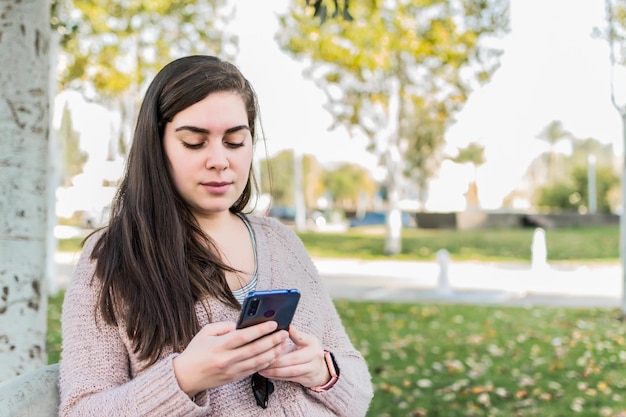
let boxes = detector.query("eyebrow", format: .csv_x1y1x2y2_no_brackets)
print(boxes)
174,125,250,135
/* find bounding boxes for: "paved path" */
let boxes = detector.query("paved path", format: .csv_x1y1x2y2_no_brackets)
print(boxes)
314,258,623,308
54,252,624,309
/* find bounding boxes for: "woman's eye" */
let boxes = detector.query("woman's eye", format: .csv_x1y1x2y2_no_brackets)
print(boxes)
182,141,204,150
225,142,245,149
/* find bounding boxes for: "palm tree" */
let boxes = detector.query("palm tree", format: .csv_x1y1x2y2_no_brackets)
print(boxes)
451,142,486,209
536,120,573,184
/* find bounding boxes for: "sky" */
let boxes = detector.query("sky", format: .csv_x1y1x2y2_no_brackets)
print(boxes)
61,0,625,212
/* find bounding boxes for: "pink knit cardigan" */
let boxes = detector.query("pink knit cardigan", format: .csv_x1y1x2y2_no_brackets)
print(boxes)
59,215,373,416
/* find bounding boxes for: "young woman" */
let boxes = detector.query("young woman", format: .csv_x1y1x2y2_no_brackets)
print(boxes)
59,55,373,416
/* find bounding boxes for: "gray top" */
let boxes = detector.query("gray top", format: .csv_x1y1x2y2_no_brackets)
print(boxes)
231,213,258,303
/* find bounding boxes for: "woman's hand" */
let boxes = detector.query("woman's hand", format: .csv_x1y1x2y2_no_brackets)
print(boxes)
257,326,331,389
172,321,289,398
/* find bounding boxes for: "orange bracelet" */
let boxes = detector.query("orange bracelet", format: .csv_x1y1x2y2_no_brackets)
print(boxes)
310,351,340,392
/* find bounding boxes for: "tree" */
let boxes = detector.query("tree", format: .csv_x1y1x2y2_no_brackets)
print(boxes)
451,142,486,179
528,136,618,211
0,0,51,378
569,136,616,168
535,182,580,212
449,141,486,209
305,0,353,23
536,165,619,213
261,150,297,207
277,0,509,254
260,150,324,209
57,102,88,186
571,165,619,213
302,153,326,209
536,120,573,184
402,106,447,209
322,163,377,210
604,0,626,318
57,0,237,159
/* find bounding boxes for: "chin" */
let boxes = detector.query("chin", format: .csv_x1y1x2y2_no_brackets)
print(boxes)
194,204,234,215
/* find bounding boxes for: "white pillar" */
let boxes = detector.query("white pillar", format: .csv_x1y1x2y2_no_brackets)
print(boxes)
587,154,597,214
436,249,451,294
531,227,548,270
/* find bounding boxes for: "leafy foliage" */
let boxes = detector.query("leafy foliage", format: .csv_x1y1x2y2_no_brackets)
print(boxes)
537,166,620,213
532,136,620,213
50,0,79,45
306,0,353,23
606,0,626,67
322,162,377,210
536,182,581,213
260,150,296,207
277,0,510,192
260,150,376,210
450,142,486,168
55,0,237,159
536,121,573,148
260,150,326,208
57,0,236,98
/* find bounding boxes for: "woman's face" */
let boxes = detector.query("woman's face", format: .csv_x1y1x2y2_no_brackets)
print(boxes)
163,91,253,220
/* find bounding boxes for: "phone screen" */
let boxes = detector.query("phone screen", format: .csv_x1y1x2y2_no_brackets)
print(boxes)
236,289,300,331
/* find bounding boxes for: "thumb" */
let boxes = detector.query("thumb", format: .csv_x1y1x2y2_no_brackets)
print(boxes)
288,325,310,346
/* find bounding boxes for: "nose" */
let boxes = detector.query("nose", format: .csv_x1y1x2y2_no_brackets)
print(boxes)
205,143,229,171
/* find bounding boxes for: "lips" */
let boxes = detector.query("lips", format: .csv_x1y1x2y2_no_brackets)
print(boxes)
205,181,231,187
201,181,232,194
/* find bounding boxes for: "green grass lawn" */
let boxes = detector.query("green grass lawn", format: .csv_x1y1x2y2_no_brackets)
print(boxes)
47,291,64,365
49,225,624,415
298,225,620,262
59,225,620,262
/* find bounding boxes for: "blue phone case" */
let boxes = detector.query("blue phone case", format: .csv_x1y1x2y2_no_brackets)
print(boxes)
236,289,301,331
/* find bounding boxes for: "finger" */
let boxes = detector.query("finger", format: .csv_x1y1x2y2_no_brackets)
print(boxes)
258,361,307,380
247,329,290,357
226,321,279,349
229,328,289,368
199,321,237,336
258,339,294,368
236,333,290,374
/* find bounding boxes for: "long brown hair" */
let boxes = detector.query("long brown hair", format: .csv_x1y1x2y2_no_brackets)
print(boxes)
89,56,260,365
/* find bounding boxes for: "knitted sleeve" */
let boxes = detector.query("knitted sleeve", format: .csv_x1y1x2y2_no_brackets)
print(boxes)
253,217,374,416
58,233,210,417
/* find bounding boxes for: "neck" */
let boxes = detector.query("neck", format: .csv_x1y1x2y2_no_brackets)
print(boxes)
196,211,240,235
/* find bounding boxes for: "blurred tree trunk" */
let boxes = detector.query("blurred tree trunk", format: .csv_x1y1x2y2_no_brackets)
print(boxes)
605,0,626,318
293,149,307,231
384,78,402,255
0,0,51,378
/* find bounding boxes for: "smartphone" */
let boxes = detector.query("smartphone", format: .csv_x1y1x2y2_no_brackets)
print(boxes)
236,289,301,331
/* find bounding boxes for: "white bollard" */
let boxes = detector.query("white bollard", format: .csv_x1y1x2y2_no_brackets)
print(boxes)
436,249,452,294
531,227,548,270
